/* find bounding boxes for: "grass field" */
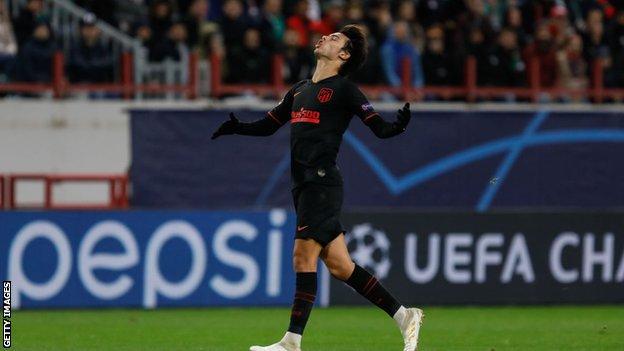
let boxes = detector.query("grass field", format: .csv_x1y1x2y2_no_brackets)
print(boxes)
12,305,624,351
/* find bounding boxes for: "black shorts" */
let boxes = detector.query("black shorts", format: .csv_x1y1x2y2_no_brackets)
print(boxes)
292,183,344,247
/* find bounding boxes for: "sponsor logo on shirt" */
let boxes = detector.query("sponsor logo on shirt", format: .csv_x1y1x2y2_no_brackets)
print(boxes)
291,108,320,124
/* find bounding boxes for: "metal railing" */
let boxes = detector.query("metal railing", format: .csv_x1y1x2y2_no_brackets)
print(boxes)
4,173,129,210
7,0,195,99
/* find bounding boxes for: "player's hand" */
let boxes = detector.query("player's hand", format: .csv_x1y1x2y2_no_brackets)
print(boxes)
211,113,240,139
395,102,411,131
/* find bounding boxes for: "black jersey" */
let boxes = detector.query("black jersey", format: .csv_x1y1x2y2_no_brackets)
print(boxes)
234,74,406,188
269,75,381,187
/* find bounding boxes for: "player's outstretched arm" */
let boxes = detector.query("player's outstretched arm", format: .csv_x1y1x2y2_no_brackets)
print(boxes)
366,102,411,139
211,112,282,139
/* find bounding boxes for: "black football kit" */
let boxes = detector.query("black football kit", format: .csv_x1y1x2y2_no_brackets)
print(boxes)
213,74,410,246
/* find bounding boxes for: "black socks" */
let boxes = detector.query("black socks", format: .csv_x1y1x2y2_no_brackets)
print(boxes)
288,272,317,335
345,264,401,317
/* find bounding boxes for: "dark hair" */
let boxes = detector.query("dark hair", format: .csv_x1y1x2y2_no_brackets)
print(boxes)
338,24,367,76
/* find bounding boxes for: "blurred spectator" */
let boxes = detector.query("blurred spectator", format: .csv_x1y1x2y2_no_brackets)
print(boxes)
256,0,285,51
149,0,174,40
482,28,526,87
422,24,460,86
466,25,490,86
381,21,424,88
504,6,527,47
67,14,114,83
417,0,448,28
133,20,153,46
556,33,588,92
345,1,364,24
582,7,611,77
364,0,392,44
226,27,270,83
149,22,188,62
311,0,345,35
282,28,313,83
286,0,314,47
0,0,17,78
13,0,44,48
351,24,383,84
14,21,54,82
219,0,247,55
523,22,557,88
607,9,624,87
183,0,213,49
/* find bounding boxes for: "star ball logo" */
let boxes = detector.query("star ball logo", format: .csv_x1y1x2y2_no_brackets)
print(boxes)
345,224,391,279
2,281,10,348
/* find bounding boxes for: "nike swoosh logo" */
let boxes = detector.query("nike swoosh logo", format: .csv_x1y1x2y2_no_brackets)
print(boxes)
297,225,308,231
294,91,302,96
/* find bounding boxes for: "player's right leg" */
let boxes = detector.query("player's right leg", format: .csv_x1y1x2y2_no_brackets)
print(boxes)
320,234,424,351
250,238,323,351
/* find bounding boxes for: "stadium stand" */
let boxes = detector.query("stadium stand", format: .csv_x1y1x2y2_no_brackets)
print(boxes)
0,0,623,101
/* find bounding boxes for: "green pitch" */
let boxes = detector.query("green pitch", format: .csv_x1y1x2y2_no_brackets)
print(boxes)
12,305,624,351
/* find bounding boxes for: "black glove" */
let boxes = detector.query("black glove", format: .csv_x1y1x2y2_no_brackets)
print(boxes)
211,113,240,139
394,102,411,131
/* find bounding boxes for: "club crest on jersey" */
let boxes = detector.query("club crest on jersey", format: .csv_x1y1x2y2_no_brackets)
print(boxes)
317,88,333,103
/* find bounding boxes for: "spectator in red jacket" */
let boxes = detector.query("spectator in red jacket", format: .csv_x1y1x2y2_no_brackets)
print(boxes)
286,0,313,47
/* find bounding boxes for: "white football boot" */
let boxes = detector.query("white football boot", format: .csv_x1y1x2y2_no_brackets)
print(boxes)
397,307,424,351
249,332,302,351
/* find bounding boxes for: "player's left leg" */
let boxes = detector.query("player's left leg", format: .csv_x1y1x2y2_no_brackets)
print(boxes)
320,234,424,351
250,238,323,351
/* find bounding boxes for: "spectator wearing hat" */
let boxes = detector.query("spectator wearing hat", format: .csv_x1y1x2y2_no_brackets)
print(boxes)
67,14,114,83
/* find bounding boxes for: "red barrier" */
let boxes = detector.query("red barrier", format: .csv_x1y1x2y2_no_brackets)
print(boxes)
52,51,65,98
7,173,129,210
187,51,199,100
0,175,4,209
0,51,622,102
121,51,133,99
465,56,477,103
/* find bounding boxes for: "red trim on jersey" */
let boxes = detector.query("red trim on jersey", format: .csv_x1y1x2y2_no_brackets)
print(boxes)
291,117,320,124
363,112,380,123
267,111,282,125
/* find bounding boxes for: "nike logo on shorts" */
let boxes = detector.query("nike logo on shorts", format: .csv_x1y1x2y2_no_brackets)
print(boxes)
297,225,309,232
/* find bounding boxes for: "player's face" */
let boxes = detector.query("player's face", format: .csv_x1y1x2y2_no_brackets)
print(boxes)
314,32,350,62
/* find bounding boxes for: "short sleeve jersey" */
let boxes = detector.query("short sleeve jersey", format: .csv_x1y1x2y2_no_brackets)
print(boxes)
268,75,379,187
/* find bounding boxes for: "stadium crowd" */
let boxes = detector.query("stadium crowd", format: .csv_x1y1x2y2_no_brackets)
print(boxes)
0,0,623,90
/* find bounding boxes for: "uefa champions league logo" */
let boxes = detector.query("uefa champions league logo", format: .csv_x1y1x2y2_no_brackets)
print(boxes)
345,223,391,279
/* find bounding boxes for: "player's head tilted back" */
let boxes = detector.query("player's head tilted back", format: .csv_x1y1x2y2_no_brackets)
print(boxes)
313,24,367,76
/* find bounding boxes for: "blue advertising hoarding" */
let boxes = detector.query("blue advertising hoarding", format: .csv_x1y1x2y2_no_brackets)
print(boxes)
0,210,316,309
130,109,624,209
